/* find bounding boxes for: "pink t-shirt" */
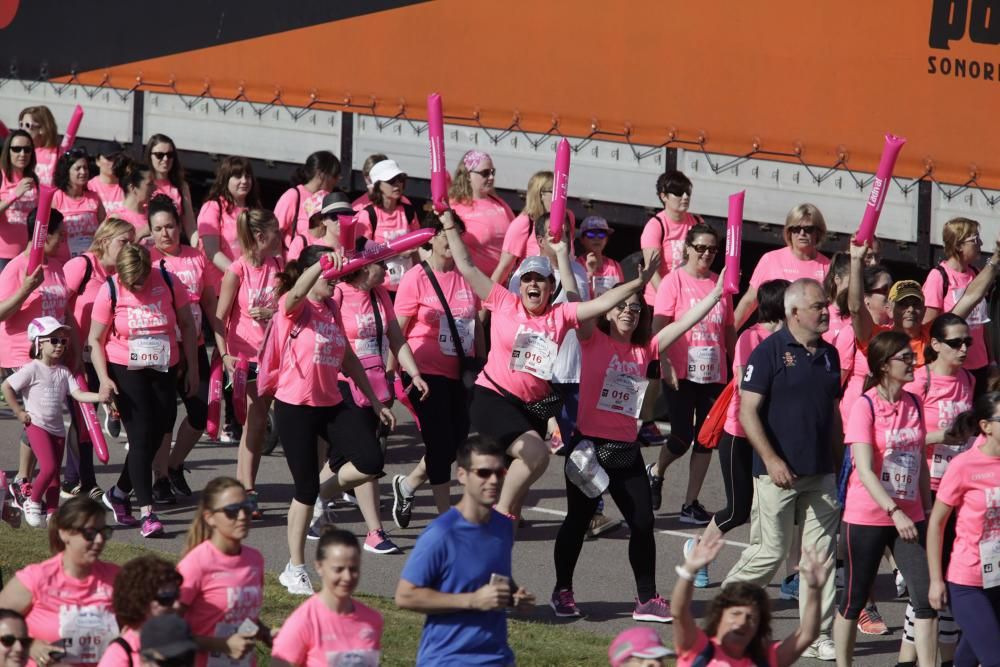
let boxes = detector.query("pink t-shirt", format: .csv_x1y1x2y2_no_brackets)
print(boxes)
501,211,578,261
286,232,323,262
7,361,79,437
937,445,1000,587
843,388,927,526
90,269,188,368
95,628,138,667
577,255,624,297
476,282,580,402
275,185,327,242
151,246,209,345
177,540,264,667
923,262,990,369
274,295,348,407
113,208,148,235
87,177,124,217
676,628,779,667
34,147,58,186
52,189,102,261
270,595,383,667
577,329,657,442
749,246,830,289
450,196,515,277
640,211,698,302
0,172,37,259
223,256,283,361
835,326,869,426
152,179,182,214
0,253,68,368
16,554,119,666
332,283,395,372
65,252,113,355
724,324,774,438
197,198,247,285
393,264,480,380
823,310,851,349
904,367,974,490
653,268,733,384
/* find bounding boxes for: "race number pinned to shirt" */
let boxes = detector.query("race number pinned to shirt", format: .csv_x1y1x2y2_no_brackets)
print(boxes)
591,275,617,297
386,256,413,287
326,650,382,667
981,487,1000,589
58,604,119,663
128,334,170,372
687,345,721,384
953,287,991,326
69,234,93,258
208,622,253,667
931,441,972,481
354,336,387,359
597,369,649,418
510,330,558,380
439,317,475,357
880,449,919,501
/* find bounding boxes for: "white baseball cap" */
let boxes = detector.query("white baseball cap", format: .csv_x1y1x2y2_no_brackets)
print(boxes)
27,316,68,341
368,159,405,184
519,256,554,279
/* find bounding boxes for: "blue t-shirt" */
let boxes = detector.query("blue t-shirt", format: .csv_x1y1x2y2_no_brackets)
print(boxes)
741,326,842,477
400,508,515,666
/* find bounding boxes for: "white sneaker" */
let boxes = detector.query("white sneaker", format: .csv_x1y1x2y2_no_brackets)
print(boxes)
802,637,835,661
894,568,907,597
279,564,314,595
22,499,44,528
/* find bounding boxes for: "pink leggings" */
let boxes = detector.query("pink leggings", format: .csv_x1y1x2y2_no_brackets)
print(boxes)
26,424,65,509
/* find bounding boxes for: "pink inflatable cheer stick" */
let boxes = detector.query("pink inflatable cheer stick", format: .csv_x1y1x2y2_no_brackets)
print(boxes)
205,350,224,439
321,228,435,280
853,134,906,246
74,373,109,463
232,356,249,426
394,375,421,430
337,214,357,252
724,191,745,295
26,184,56,274
549,138,571,242
59,105,84,154
427,93,450,213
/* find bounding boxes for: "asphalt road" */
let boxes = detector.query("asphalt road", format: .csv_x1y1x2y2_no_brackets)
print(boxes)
0,403,914,666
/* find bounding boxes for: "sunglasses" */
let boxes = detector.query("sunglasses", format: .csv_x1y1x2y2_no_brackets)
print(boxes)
386,175,406,185
941,336,974,350
154,590,179,607
40,336,69,346
212,501,254,520
961,236,982,246
615,302,643,313
151,151,175,160
986,416,1000,423
468,467,507,480
867,286,890,296
77,526,113,542
19,122,41,131
890,352,917,364
787,225,817,236
690,244,718,255
9,145,32,154
470,168,496,178
0,635,31,649
583,230,609,239
666,188,691,197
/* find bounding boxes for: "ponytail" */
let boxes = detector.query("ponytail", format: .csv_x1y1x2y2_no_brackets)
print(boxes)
236,208,279,265
291,151,340,186
275,245,333,296
113,155,150,195
183,476,244,556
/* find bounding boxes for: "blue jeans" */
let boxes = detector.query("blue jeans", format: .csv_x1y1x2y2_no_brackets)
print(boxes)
551,382,579,438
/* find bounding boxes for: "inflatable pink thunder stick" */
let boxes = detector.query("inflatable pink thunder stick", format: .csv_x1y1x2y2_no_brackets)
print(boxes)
724,191,744,295
853,133,906,246
26,184,56,274
549,138,571,242
321,228,435,280
59,105,84,154
205,350,224,439
74,373,109,463
427,93,449,213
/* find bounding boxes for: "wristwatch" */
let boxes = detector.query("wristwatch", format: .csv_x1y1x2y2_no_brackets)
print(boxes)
886,506,900,518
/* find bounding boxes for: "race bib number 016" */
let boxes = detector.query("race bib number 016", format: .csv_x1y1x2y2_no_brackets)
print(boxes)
509,331,557,380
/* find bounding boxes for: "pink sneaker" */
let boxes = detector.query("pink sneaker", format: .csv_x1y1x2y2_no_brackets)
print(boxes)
102,490,138,527
139,513,164,538
632,595,673,623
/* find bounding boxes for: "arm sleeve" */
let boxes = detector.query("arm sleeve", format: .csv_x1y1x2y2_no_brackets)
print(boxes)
501,216,530,257
483,281,518,314
922,266,945,310
196,200,224,239
272,189,297,236
935,456,965,506
269,608,310,665
91,283,113,326
392,271,420,318
175,553,202,606
843,394,874,445
399,525,446,588
5,364,33,394
62,257,85,297
639,217,661,250
652,271,678,318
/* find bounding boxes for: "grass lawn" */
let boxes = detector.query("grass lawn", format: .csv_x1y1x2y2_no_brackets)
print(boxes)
0,525,615,666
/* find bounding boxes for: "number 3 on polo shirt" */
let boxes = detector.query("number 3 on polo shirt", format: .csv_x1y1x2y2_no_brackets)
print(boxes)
128,334,170,372
510,330,557,380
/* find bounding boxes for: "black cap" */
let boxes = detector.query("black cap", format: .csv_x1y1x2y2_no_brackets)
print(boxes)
319,191,354,216
96,139,126,160
140,614,197,660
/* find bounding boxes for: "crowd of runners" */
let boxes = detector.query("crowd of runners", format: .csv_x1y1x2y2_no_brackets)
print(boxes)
0,104,997,666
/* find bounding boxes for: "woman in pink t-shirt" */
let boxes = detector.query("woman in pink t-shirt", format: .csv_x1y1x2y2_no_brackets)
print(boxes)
821,252,851,348
274,151,340,248
442,209,659,521
575,215,623,297
268,245,396,595
836,331,935,667
494,171,577,285
148,196,222,502
286,192,354,262
178,477,270,667
88,142,125,218
111,156,154,240
17,106,58,187
640,169,700,304
352,159,420,291
213,209,283,516
649,224,736,528
0,130,39,269
197,156,262,279
392,213,485,520
53,148,106,262
550,269,727,622
89,243,198,536
448,150,515,278
734,203,831,328
0,496,120,667
98,556,183,667
144,135,196,243
271,529,383,667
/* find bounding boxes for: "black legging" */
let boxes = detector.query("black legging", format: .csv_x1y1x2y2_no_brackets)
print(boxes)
64,363,100,490
403,373,469,485
108,363,178,507
715,431,754,533
664,379,723,455
176,345,210,431
554,449,656,602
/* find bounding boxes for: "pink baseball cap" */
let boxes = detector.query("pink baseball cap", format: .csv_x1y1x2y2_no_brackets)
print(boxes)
608,627,673,666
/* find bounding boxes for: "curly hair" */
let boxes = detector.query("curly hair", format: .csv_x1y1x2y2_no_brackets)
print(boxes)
112,555,183,629
703,582,772,664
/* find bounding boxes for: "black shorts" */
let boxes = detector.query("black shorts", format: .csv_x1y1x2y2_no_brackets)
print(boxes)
470,385,547,450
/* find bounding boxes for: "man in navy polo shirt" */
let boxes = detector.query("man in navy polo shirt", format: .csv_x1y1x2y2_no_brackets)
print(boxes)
722,277,841,661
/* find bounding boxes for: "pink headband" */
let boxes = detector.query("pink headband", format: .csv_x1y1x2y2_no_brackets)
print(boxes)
462,150,491,172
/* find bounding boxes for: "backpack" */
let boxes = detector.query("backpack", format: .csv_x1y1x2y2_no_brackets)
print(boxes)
696,378,736,449
364,202,419,238
109,637,133,667
105,261,176,335
256,302,311,399
935,263,979,304
76,254,94,294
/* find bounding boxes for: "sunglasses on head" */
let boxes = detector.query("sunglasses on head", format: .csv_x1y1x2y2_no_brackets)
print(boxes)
787,225,817,236
0,635,31,649
212,501,254,520
941,336,974,350
470,168,496,178
9,145,32,154
154,589,179,607
77,525,113,542
151,151,175,160
615,302,643,313
583,230,608,239
690,244,718,255
468,467,506,480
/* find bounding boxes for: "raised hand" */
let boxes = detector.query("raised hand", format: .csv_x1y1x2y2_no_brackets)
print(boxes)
798,545,833,590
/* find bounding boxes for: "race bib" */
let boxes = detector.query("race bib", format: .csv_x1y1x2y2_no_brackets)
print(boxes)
326,650,382,667
69,234,93,258
687,345,721,384
931,441,972,480
981,487,1000,588
58,604,118,663
128,334,170,371
439,317,475,357
953,287,991,326
207,622,252,667
590,275,617,297
596,370,649,418
509,330,558,380
354,336,386,359
880,448,919,501
386,256,412,287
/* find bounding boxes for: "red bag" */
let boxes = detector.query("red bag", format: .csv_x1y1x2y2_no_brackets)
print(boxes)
697,379,736,449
